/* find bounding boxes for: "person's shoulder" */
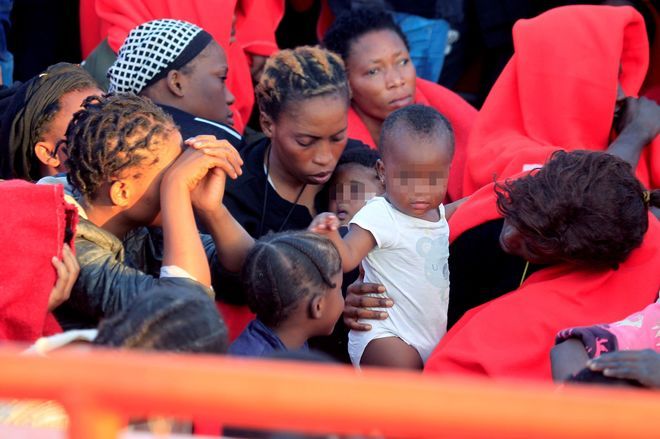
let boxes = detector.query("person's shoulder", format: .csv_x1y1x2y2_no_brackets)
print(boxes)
190,116,242,145
158,104,243,147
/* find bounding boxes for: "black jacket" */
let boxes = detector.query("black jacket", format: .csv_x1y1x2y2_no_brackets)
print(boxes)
218,137,365,304
55,218,218,330
158,104,243,149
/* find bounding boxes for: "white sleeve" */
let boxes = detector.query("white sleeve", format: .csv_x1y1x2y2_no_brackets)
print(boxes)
349,198,398,249
160,265,197,281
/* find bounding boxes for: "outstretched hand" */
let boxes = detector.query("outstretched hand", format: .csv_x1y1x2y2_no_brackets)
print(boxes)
309,212,340,234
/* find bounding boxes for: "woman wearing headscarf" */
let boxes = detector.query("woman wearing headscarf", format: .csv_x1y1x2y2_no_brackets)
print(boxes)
461,5,660,197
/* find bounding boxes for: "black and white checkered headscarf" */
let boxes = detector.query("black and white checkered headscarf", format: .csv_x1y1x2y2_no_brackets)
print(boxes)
108,19,213,95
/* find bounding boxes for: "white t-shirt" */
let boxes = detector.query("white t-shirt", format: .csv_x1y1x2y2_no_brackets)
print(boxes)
348,196,450,365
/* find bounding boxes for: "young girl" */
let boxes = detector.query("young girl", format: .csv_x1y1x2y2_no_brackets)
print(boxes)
229,231,344,358
310,104,455,369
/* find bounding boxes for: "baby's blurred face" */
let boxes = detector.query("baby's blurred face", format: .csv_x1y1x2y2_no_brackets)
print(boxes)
381,130,452,221
329,163,383,226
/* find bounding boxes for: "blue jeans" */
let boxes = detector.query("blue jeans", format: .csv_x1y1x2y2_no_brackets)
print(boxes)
393,12,449,83
0,0,13,86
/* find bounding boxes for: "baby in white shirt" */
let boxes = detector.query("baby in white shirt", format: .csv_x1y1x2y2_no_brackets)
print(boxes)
310,105,456,369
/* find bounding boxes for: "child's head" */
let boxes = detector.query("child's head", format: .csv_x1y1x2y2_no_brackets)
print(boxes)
93,283,228,354
377,104,454,218
242,231,343,336
66,93,182,227
329,146,384,225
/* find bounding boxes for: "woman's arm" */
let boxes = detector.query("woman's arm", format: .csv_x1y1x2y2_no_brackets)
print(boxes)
607,96,659,170
160,139,244,286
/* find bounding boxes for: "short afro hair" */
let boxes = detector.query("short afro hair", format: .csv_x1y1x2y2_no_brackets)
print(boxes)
323,8,409,61
379,104,455,157
496,150,657,268
336,144,381,169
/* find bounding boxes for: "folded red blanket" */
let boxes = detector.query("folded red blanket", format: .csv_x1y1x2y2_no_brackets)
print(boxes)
0,180,78,342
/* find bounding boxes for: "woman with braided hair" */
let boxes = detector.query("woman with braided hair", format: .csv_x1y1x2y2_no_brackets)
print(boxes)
0,62,100,181
215,46,366,305
229,230,343,357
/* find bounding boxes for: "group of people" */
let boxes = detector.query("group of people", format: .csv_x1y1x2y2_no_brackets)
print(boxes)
1,3,659,429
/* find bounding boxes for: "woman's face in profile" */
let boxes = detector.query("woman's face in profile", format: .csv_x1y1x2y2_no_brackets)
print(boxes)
499,219,562,265
345,29,416,122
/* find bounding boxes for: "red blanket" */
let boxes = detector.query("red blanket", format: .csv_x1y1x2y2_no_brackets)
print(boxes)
424,181,660,380
462,5,659,197
0,181,79,342
347,77,477,202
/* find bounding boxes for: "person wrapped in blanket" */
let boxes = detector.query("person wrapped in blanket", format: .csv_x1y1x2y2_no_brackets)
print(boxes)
551,298,660,388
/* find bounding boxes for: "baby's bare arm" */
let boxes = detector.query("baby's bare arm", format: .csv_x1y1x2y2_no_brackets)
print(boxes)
309,214,376,272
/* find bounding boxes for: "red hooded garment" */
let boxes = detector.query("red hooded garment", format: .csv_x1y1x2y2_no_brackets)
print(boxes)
424,181,660,380
462,5,660,197
0,181,79,343
83,0,285,134
347,78,477,202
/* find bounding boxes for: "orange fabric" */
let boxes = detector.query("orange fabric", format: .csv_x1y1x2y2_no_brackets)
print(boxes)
90,0,275,133
462,5,659,197
424,182,660,380
0,181,79,342
346,78,477,202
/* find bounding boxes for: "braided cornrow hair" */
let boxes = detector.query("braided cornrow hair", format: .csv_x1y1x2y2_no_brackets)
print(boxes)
65,93,175,200
93,284,228,354
242,230,342,327
255,46,349,122
323,8,409,62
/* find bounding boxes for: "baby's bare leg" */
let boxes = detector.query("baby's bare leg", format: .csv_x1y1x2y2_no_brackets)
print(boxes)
360,336,423,370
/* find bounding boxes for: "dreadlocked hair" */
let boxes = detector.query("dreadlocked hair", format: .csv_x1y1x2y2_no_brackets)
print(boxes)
323,8,409,61
495,150,657,269
242,230,341,328
93,283,228,354
255,46,349,122
65,93,175,200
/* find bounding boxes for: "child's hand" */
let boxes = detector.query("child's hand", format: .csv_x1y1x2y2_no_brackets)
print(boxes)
588,350,660,388
48,244,79,311
308,212,340,234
